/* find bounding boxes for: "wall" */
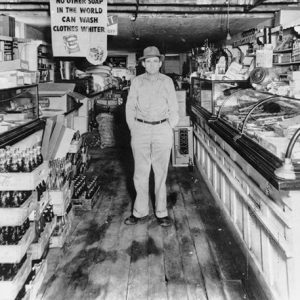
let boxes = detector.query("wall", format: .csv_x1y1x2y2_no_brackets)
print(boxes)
108,50,136,68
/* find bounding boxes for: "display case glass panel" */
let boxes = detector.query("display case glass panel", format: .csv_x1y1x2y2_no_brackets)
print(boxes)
0,85,39,135
191,77,248,115
218,88,300,162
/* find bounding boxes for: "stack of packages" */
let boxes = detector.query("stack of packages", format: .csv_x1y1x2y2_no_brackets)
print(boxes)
85,65,113,93
96,113,115,149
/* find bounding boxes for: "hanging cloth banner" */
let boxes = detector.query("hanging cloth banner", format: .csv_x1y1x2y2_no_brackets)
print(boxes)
49,0,107,65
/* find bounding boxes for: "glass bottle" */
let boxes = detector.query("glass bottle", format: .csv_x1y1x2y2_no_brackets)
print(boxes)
23,156,32,172
0,155,7,172
9,155,19,172
29,150,37,170
36,146,43,165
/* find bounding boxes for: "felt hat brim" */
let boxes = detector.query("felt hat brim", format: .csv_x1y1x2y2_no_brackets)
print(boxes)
139,54,164,61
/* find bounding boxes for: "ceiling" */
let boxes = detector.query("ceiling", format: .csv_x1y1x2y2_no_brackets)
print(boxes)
1,0,300,53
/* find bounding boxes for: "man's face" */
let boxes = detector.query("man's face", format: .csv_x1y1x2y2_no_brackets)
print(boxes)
142,56,162,75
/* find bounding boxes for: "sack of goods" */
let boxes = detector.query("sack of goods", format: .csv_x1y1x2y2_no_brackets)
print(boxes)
96,113,115,149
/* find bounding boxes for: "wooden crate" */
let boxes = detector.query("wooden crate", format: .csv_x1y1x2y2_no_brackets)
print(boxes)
0,162,49,191
49,182,71,216
0,223,35,264
72,186,101,211
0,193,37,226
35,191,50,221
28,217,56,260
50,207,74,249
0,254,31,300
23,259,47,300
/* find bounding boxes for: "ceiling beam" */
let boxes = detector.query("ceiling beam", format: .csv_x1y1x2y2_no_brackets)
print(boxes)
2,0,299,4
0,4,48,11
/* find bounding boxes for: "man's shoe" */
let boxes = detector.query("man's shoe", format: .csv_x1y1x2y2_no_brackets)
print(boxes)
124,215,148,225
157,216,172,227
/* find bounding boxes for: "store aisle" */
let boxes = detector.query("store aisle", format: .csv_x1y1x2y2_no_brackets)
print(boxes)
36,145,258,300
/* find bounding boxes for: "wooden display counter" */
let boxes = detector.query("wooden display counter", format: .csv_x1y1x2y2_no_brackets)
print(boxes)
192,104,300,300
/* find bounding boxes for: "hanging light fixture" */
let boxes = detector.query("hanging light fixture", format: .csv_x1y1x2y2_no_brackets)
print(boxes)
226,0,231,41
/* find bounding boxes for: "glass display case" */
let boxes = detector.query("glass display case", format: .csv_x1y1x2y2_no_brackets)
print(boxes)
0,84,39,135
218,88,300,168
191,77,248,115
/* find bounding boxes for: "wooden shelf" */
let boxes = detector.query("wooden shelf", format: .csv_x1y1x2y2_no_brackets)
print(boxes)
0,35,13,42
274,48,293,53
273,61,300,66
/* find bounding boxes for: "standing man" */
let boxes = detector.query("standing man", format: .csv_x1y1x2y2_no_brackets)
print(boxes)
125,46,179,227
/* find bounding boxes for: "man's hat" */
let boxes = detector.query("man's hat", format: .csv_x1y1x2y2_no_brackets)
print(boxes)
139,46,164,61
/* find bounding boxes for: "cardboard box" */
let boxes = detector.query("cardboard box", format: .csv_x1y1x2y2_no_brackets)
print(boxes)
0,14,15,37
69,92,91,117
177,116,190,127
39,83,76,115
176,90,186,117
274,8,300,29
0,70,24,87
53,126,76,159
74,116,89,134
0,59,29,72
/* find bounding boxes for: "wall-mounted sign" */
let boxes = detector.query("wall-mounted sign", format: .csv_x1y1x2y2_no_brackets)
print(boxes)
233,34,256,47
49,0,107,65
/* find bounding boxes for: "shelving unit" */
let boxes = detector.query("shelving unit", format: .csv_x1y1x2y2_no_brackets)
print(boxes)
0,35,14,62
0,159,49,300
273,61,300,66
37,43,54,83
273,48,293,53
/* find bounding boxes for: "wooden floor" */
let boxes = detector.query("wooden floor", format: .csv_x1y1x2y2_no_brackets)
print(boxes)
37,145,259,300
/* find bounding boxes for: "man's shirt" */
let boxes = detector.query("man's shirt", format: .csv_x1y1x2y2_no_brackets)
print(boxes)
126,72,179,131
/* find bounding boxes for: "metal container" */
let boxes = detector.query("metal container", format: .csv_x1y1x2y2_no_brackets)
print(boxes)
250,67,278,86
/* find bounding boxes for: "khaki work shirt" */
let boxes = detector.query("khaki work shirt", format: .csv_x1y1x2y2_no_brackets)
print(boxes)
126,72,179,131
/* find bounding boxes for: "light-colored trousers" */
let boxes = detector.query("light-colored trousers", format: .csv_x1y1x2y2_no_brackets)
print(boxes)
131,120,173,218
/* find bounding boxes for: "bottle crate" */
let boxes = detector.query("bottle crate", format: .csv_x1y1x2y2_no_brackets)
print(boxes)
0,255,31,300
28,217,56,260
72,186,101,211
32,191,50,221
49,181,73,216
0,193,37,226
50,206,74,248
0,223,34,264
22,259,47,300
0,162,49,191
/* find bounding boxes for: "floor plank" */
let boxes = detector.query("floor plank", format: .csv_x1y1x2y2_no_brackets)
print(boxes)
126,219,149,300
175,168,228,300
148,219,168,300
172,193,207,300
162,210,188,300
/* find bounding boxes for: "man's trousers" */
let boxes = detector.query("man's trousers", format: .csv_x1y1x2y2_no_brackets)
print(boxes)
131,120,173,218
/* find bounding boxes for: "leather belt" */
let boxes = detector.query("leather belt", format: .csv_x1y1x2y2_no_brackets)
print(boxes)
136,118,167,125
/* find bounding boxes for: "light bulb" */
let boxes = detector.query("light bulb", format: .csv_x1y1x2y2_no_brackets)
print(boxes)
226,30,231,41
